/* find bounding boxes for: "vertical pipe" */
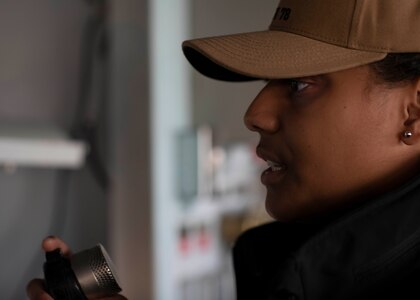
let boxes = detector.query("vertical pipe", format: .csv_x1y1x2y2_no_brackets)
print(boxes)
149,0,192,299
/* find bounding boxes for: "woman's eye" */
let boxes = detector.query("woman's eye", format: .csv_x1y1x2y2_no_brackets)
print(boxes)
290,80,309,93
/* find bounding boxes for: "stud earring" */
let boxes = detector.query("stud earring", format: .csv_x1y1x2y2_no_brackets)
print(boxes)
403,131,413,139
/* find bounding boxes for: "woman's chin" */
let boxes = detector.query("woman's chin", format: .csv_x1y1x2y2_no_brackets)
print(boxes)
265,195,299,222
265,191,316,223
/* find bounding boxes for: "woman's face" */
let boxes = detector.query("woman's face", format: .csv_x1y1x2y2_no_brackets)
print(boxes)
244,65,420,222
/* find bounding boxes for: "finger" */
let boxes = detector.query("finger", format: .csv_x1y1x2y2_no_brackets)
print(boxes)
42,236,72,256
26,279,52,300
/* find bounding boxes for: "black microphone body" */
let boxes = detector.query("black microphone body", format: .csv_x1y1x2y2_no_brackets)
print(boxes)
43,244,122,300
44,249,87,299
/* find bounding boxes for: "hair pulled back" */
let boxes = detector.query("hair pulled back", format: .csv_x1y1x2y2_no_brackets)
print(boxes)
370,53,420,85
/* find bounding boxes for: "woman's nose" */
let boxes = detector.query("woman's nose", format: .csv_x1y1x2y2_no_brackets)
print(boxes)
243,83,283,134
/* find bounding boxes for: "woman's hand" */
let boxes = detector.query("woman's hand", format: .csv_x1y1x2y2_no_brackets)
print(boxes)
26,236,127,300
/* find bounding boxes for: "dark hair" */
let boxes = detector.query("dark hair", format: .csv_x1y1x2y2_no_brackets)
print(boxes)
370,53,420,85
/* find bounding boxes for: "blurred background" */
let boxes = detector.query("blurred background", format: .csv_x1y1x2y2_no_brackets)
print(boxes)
0,0,277,299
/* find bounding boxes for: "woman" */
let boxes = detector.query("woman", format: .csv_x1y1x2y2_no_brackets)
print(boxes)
182,1,420,298
28,0,420,299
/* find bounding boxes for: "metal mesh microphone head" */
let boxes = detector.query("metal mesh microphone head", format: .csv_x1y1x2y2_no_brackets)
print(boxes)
70,244,122,299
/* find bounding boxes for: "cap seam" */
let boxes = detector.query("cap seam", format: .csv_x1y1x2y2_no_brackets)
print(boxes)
269,25,348,46
346,0,359,47
348,43,391,52
269,25,390,52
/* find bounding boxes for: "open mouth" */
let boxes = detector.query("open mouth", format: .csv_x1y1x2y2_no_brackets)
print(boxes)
267,160,287,172
261,160,287,186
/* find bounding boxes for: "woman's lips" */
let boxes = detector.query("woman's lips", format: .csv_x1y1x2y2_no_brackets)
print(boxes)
261,160,287,185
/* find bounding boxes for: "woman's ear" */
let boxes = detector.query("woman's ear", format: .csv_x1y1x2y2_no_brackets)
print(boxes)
402,80,420,145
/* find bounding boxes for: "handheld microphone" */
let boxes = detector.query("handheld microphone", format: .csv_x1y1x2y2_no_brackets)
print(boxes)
43,244,122,300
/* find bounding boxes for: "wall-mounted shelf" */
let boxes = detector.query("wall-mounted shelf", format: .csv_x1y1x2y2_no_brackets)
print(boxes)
0,125,87,169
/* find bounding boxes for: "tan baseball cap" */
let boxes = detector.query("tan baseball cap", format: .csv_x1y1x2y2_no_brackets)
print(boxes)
182,0,420,81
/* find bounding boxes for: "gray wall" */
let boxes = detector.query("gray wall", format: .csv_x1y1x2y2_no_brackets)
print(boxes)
0,1,108,299
0,0,86,126
107,0,153,298
0,1,159,299
0,0,280,299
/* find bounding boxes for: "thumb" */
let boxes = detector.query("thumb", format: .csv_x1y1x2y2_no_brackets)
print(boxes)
42,236,72,257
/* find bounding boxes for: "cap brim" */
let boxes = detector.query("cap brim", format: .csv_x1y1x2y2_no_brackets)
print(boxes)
182,30,387,81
